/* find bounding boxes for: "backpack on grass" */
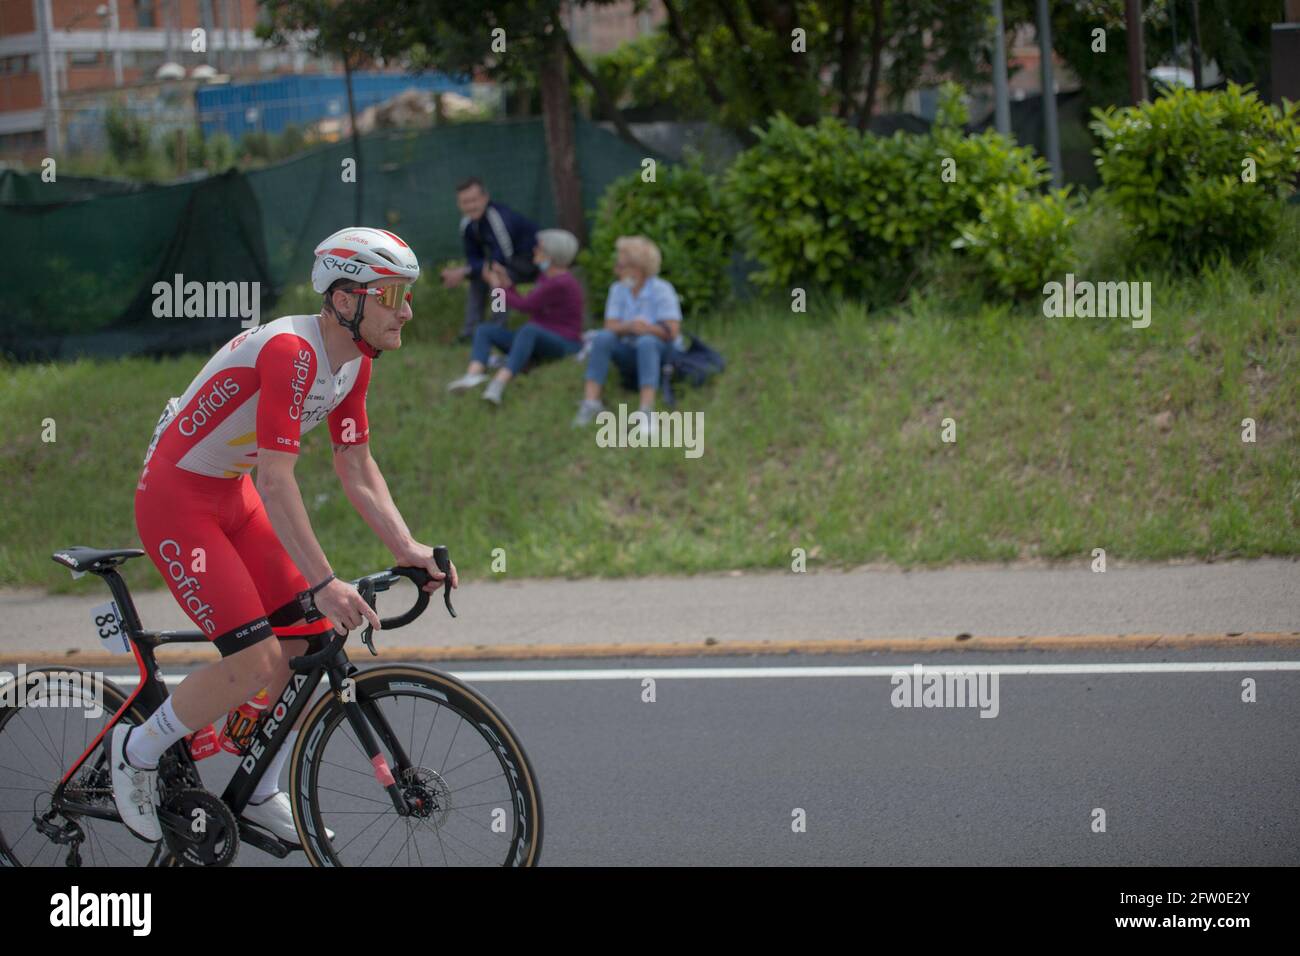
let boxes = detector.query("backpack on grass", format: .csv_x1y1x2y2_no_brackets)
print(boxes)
615,332,726,407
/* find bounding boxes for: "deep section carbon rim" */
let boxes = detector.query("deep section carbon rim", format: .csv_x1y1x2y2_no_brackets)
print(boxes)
293,668,541,867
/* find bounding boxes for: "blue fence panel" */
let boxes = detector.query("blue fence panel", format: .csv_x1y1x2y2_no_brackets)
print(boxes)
195,72,472,141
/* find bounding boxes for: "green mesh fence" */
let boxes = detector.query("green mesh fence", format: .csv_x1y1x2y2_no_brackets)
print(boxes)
0,117,657,361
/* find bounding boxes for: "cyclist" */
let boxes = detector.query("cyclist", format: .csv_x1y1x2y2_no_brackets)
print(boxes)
116,226,458,846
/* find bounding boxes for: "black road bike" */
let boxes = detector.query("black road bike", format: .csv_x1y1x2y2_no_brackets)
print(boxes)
0,545,542,867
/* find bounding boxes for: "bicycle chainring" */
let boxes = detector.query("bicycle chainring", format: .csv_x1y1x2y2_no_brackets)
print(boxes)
159,788,239,867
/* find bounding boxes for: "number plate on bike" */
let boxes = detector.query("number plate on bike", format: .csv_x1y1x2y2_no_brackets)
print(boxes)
91,600,129,654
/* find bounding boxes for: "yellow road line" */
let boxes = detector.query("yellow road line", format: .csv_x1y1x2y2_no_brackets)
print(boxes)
2,632,1298,668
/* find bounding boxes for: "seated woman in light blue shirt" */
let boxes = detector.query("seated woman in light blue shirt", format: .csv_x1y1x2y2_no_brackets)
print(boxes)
572,235,682,428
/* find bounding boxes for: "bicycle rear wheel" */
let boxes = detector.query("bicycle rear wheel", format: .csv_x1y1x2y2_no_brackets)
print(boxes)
0,667,155,867
289,666,542,867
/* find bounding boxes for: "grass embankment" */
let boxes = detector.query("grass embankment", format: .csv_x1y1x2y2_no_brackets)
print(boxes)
2,210,1297,591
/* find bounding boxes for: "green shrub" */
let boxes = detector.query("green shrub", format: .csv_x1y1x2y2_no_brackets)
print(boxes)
1090,82,1300,266
105,103,152,166
952,184,1079,298
723,84,1054,300
202,132,237,172
241,130,273,161
579,158,732,319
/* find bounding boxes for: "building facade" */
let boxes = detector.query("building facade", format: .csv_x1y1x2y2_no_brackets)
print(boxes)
0,0,326,156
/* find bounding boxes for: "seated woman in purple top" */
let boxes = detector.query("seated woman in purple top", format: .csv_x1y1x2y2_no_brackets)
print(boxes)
446,228,586,405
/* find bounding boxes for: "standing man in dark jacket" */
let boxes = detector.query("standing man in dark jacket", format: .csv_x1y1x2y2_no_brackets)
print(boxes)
440,177,540,341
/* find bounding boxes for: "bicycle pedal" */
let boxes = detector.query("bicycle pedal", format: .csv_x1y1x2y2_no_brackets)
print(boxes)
237,820,293,859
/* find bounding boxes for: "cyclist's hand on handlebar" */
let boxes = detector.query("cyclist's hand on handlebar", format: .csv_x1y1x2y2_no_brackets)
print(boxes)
394,543,458,593
315,577,382,633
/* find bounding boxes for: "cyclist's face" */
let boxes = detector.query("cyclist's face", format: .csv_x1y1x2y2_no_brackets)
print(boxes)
362,278,414,351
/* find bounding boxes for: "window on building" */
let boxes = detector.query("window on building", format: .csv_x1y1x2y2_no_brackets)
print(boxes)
69,52,102,67
135,1,156,29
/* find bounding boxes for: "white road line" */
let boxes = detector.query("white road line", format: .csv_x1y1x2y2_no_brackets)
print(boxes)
95,660,1300,686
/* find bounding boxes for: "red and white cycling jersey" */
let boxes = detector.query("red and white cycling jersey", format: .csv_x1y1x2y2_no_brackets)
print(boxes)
143,314,371,478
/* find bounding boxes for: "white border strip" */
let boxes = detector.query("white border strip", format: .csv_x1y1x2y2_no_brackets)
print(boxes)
99,661,1300,686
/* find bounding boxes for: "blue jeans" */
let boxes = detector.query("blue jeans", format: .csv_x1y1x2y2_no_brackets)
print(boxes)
585,330,669,390
471,321,580,375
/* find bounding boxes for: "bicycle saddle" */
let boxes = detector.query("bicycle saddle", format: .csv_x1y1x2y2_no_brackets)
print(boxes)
51,546,146,572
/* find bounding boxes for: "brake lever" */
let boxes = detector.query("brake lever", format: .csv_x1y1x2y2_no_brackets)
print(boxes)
357,578,379,656
433,545,456,618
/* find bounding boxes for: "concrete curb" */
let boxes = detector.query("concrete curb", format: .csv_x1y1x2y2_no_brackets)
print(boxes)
3,631,1298,668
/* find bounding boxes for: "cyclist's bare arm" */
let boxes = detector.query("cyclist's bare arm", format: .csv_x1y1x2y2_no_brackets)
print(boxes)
256,448,380,632
332,442,458,594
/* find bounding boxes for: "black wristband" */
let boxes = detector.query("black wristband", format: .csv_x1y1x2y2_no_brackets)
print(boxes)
310,573,336,594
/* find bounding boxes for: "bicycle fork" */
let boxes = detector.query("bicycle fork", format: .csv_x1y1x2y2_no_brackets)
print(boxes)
325,665,416,815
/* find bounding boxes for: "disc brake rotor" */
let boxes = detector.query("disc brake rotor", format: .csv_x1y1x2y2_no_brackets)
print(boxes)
398,766,452,830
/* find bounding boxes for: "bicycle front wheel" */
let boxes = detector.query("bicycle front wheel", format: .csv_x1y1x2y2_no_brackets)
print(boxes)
289,666,542,867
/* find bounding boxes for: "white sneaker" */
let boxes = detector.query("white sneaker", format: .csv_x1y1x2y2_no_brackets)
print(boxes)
447,372,489,393
110,724,162,842
241,790,334,845
572,399,605,427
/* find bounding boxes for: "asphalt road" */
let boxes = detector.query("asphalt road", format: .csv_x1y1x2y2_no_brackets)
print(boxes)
13,645,1292,867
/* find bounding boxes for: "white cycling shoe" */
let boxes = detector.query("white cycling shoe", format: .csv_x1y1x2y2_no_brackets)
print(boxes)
241,790,334,845
110,724,162,842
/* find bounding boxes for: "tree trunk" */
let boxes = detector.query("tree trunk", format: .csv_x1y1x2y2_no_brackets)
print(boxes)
564,36,654,155
343,50,362,223
835,0,861,121
540,29,585,243
858,0,885,130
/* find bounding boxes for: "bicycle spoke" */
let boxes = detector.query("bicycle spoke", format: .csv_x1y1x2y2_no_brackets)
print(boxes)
314,784,393,807
446,804,504,837
320,758,381,783
328,807,392,856
6,716,54,784
356,812,403,866
444,769,509,797
24,703,66,772
440,745,497,777
439,713,465,774
416,700,441,770
0,762,53,787
429,817,498,865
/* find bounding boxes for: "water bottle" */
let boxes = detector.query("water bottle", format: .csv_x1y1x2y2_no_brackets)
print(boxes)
218,687,271,756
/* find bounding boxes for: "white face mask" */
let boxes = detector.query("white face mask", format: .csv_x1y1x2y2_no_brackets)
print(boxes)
620,275,637,289
537,258,552,272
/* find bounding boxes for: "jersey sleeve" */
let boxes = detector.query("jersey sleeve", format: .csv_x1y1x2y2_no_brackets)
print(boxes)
255,334,317,454
329,355,372,447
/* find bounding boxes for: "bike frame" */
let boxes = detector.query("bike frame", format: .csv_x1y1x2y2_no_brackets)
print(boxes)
50,563,423,831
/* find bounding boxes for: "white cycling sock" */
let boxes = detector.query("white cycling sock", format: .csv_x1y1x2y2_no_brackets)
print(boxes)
250,730,298,803
125,697,192,770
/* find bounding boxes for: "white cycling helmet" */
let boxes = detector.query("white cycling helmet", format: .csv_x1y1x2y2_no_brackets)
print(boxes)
311,227,420,293
313,227,419,358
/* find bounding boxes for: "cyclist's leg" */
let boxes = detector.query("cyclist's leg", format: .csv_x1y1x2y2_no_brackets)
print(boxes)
222,474,340,809
134,463,291,742
224,473,338,731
